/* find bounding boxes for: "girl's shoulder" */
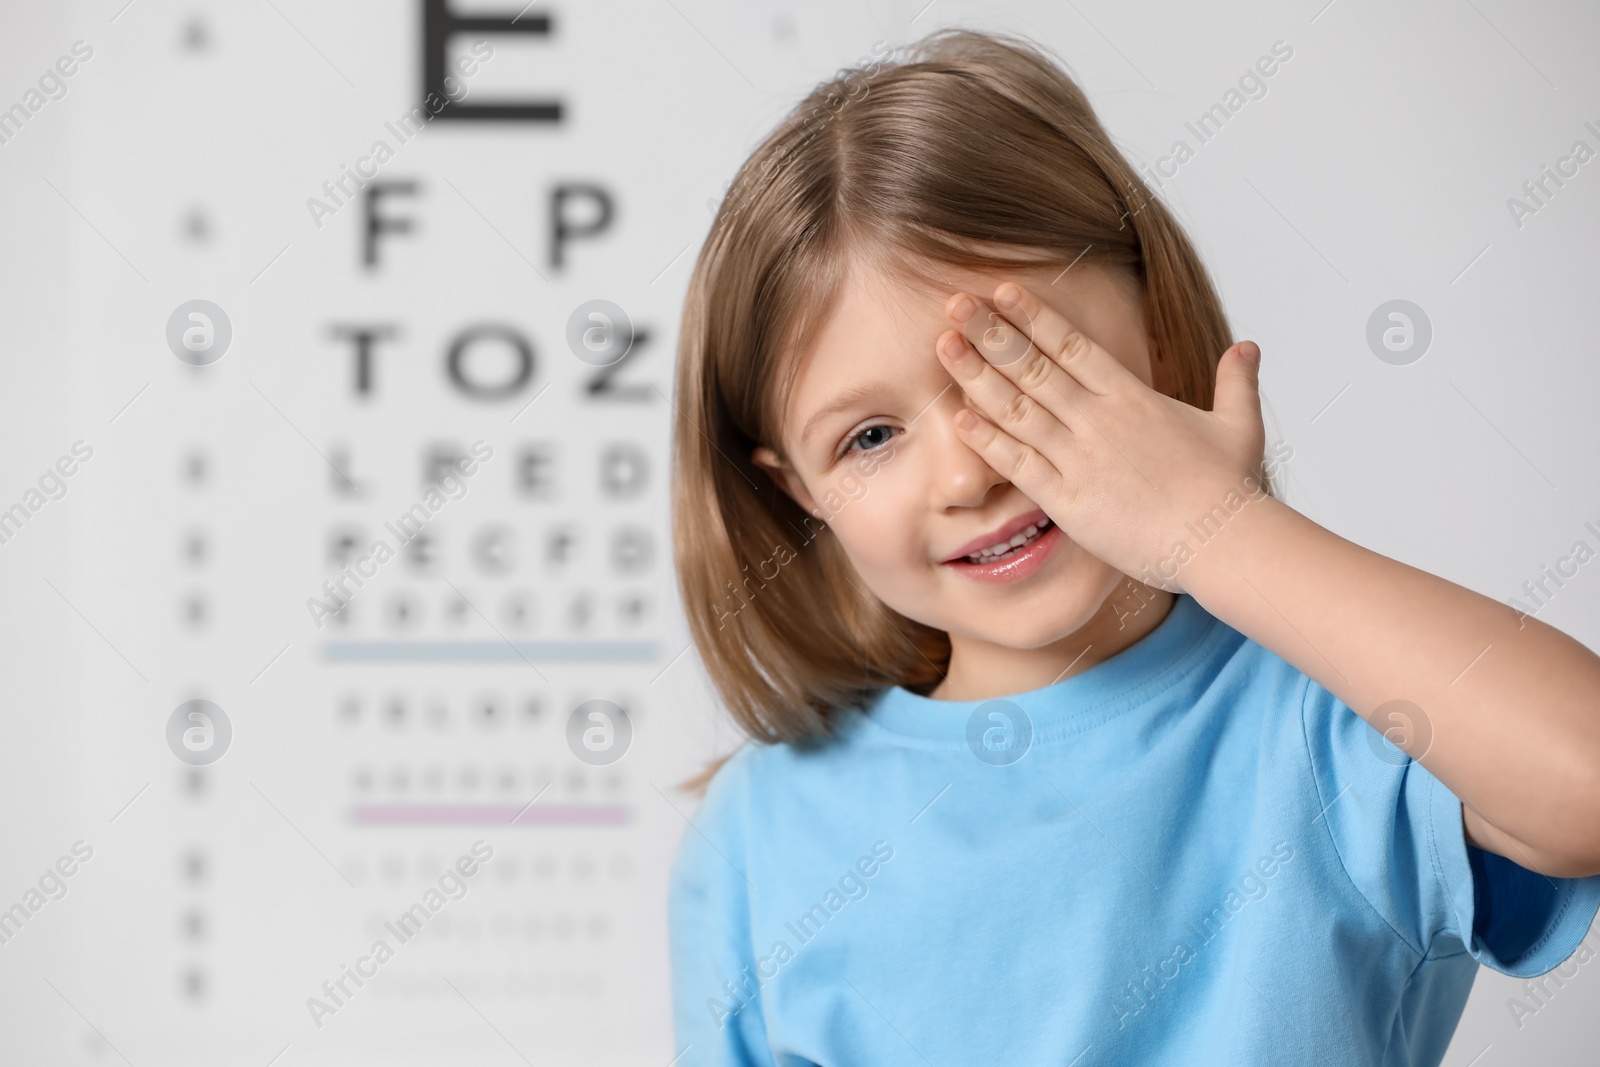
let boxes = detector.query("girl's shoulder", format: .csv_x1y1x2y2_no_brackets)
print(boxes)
695,740,761,811
667,737,816,904
682,717,878,836
679,737,790,835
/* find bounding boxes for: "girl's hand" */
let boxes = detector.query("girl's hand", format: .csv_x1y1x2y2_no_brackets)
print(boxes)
935,280,1269,593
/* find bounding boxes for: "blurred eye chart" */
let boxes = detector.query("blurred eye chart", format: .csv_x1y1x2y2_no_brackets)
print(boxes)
0,0,795,1062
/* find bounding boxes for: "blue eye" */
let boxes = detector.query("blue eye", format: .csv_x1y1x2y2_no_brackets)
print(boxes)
846,425,896,453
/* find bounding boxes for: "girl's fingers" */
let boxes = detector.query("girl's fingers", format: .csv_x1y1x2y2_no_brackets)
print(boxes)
943,293,1088,429
936,328,1074,454
952,405,1066,506
987,281,1140,396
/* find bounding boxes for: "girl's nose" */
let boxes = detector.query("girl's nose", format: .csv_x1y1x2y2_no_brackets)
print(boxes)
928,398,1005,510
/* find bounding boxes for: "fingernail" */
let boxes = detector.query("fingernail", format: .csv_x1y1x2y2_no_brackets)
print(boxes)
940,333,966,359
950,294,977,322
955,409,977,431
1241,341,1261,367
995,284,1020,309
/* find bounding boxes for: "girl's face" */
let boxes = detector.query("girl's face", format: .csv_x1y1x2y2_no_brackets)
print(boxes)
752,254,1168,651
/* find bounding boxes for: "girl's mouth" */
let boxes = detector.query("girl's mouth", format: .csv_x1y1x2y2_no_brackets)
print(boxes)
961,517,1053,563
943,518,1064,584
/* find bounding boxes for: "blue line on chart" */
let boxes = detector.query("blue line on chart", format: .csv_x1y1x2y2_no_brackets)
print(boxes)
323,641,660,663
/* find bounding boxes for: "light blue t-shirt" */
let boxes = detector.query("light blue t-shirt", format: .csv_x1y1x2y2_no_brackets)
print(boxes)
668,593,1600,1065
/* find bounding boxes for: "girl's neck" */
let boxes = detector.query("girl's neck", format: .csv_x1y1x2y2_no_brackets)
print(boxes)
927,582,1176,702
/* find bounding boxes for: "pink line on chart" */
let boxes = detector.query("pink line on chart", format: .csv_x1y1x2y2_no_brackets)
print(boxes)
351,803,630,826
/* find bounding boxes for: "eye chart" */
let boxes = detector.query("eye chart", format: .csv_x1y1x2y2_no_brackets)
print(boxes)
0,1,837,1062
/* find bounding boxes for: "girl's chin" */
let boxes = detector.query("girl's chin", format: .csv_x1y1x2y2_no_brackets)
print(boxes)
944,615,1098,651
941,589,1110,644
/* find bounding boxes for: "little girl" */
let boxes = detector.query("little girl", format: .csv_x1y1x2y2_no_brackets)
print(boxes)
665,28,1600,1065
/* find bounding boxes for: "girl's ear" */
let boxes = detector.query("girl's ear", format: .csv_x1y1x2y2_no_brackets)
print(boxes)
751,445,820,516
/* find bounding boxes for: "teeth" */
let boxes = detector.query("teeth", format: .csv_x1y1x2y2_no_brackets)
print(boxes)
964,518,1052,563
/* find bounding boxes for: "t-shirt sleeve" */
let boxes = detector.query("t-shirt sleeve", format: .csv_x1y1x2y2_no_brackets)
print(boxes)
1300,675,1600,977
666,748,778,1067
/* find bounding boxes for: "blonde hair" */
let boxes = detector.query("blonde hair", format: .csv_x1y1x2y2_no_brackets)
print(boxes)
671,28,1243,793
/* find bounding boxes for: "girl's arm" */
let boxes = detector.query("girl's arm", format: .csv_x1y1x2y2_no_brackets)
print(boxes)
1180,493,1600,879
668,752,777,1067
933,279,1600,879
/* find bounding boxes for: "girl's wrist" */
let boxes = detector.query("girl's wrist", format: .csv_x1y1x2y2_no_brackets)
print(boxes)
1168,494,1305,604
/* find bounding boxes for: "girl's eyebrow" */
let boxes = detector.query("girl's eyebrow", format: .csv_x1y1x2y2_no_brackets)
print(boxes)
799,382,883,446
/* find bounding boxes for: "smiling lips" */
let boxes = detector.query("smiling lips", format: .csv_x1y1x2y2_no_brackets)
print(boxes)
960,517,1053,562
944,509,1053,563
941,509,1065,584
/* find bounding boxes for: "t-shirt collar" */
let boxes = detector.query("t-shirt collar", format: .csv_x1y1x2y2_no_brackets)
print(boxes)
863,592,1216,741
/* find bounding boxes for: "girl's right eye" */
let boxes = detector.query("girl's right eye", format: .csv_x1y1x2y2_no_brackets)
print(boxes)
845,425,897,454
